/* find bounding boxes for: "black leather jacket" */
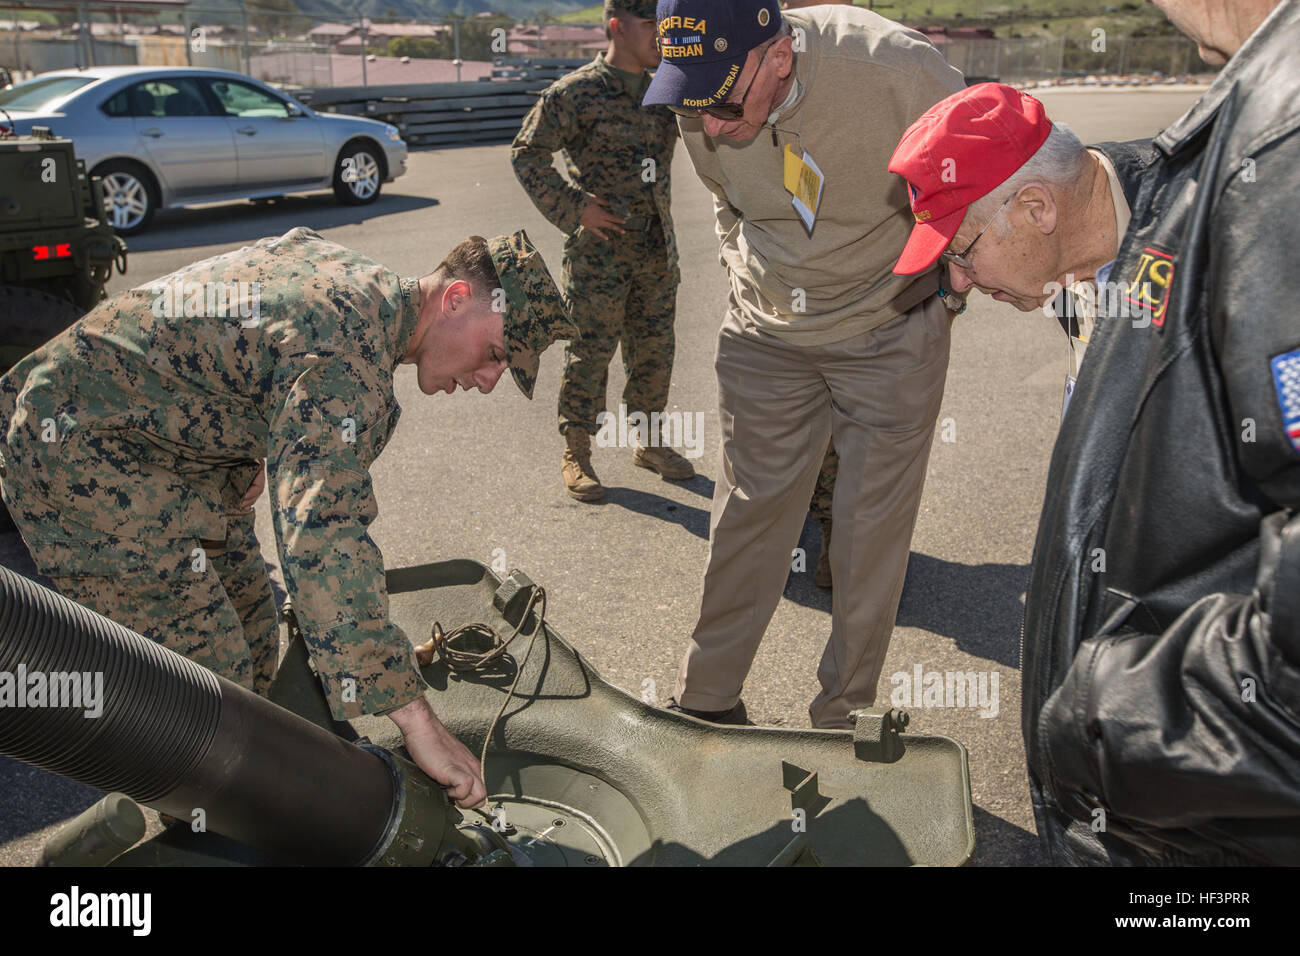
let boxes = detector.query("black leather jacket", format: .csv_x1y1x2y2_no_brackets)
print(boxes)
1022,1,1300,866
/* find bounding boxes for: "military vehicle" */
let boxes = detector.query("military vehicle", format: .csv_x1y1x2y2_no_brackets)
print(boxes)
0,123,127,534
0,560,975,867
0,123,126,374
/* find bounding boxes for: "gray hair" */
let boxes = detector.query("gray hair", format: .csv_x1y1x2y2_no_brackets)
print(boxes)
967,121,1087,236
770,20,794,44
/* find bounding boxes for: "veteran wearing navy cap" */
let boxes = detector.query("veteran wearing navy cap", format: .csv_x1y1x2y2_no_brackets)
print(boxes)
646,0,966,729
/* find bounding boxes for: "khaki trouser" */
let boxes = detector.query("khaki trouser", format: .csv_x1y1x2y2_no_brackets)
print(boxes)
675,293,950,728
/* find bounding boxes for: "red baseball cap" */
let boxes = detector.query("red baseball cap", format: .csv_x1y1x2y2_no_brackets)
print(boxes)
889,83,1052,275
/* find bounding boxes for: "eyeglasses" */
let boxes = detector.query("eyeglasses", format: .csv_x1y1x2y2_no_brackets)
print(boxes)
940,194,1013,272
667,42,773,120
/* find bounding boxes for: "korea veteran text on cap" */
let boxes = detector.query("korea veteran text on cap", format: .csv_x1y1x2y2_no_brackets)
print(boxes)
642,0,782,110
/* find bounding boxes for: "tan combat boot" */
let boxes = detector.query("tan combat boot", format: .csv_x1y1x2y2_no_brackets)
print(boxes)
562,428,605,502
813,520,833,590
632,424,696,481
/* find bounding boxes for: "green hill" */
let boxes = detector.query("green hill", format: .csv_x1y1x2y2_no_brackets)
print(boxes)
186,0,593,29
168,0,1181,42
559,1,1180,38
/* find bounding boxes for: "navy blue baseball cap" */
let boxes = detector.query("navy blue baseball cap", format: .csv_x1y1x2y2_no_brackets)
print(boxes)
643,0,783,110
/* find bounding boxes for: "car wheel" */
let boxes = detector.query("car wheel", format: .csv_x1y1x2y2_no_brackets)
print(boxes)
93,160,157,236
332,142,383,205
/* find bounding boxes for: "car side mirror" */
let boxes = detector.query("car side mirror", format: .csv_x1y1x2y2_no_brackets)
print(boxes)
285,103,303,118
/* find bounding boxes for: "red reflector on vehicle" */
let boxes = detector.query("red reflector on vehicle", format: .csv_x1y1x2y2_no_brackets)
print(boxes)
55,243,71,258
32,245,50,260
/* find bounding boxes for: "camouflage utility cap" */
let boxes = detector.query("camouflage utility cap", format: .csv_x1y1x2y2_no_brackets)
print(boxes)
605,0,658,19
488,230,574,399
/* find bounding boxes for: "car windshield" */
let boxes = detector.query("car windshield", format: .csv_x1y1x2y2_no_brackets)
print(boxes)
0,75,95,111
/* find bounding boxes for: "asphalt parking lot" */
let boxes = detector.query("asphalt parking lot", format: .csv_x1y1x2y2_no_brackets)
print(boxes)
0,87,1205,866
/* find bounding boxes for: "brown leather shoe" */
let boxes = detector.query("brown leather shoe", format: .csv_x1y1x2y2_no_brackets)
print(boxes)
632,442,696,480
813,521,832,590
562,428,604,502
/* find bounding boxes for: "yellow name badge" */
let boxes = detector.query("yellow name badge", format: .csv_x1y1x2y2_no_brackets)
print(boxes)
783,144,824,232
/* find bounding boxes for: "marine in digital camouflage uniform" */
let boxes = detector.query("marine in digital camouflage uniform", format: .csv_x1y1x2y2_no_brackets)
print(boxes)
809,442,837,589
0,227,571,735
511,0,695,501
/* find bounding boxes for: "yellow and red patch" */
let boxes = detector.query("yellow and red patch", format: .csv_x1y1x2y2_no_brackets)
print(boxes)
1125,246,1175,328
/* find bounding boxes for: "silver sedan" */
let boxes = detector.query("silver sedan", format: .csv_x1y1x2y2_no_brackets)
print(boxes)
0,66,408,235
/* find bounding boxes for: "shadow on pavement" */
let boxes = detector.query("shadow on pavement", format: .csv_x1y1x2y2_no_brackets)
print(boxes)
895,551,1028,669
0,756,102,847
780,526,1027,669
670,473,713,500
600,485,710,539
127,192,440,253
971,804,1044,866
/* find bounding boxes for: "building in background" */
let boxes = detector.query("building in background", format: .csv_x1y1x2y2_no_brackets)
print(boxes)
505,24,606,58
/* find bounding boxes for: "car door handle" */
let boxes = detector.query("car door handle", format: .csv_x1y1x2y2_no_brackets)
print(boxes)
236,126,257,136
140,128,162,138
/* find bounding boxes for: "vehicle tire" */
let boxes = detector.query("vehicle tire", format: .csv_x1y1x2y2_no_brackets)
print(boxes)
0,285,83,535
332,141,383,206
0,285,82,375
92,160,158,236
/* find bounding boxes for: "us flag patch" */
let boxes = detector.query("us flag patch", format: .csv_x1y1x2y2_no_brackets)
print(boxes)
1272,348,1300,454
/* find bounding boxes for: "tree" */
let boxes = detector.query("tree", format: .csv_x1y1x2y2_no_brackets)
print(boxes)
389,36,444,58
247,0,312,40
389,16,511,60
455,17,513,60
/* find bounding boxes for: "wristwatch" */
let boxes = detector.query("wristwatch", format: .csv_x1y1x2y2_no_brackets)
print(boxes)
937,279,968,315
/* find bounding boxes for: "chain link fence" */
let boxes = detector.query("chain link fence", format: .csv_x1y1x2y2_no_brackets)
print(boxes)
1,10,1210,89
945,33,1205,83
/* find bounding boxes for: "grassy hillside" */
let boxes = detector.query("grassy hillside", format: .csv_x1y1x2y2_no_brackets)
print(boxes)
559,1,1182,38
184,0,592,28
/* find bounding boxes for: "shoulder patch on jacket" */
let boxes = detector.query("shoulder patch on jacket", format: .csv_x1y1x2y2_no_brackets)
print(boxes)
1271,347,1300,454
1124,246,1174,328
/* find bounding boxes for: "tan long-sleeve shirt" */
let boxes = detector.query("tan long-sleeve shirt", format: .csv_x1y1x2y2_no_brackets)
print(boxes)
678,6,965,345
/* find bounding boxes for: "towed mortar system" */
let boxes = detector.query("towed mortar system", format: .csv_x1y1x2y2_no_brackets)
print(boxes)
0,560,975,866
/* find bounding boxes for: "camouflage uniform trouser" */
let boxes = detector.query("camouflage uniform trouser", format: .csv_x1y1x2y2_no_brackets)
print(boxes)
557,219,679,435
2,482,279,695
809,442,838,526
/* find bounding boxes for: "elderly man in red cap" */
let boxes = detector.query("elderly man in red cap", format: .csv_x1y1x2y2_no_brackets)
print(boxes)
891,0,1300,865
888,82,1151,411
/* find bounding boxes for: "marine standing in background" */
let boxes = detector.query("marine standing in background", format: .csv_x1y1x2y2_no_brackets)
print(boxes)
512,0,695,502
808,442,836,588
